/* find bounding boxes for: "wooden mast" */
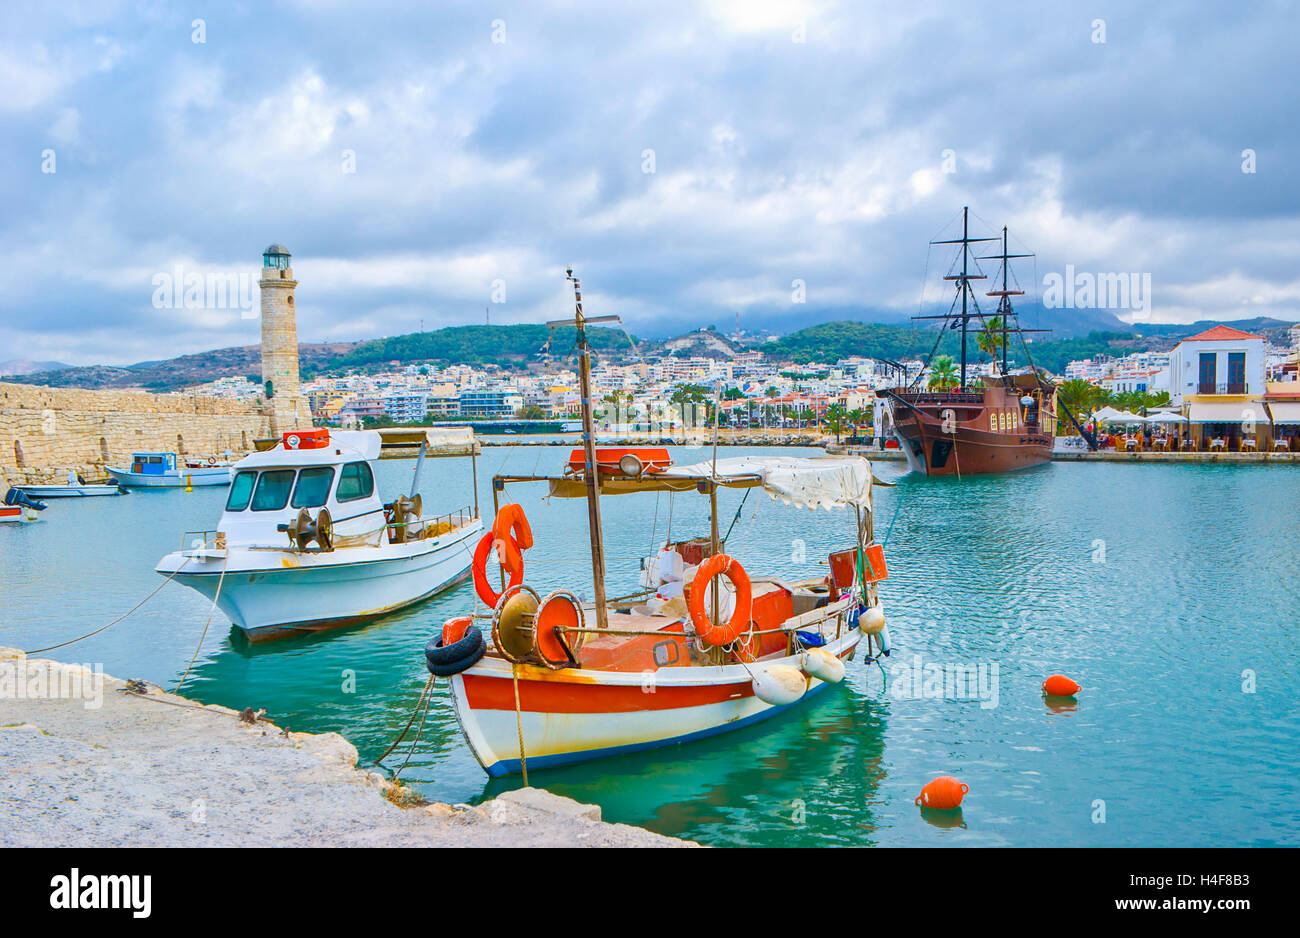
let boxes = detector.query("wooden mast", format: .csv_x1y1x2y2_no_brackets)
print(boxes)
928,207,997,391
551,267,619,631
981,226,1031,379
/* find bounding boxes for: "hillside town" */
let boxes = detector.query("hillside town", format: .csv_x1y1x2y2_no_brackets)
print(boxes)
186,322,1300,441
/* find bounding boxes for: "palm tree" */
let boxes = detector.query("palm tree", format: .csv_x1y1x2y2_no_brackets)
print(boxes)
927,355,959,390
1056,378,1108,433
977,316,1005,365
824,404,849,443
847,408,869,440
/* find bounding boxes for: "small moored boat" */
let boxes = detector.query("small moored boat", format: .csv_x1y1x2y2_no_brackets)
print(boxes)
429,272,894,777
10,481,126,498
155,427,483,642
106,452,233,487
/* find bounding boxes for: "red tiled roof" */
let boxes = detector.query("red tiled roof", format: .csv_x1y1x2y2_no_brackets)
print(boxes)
1181,324,1263,342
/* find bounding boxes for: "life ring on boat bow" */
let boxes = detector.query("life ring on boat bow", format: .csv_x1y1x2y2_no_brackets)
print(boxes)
687,554,753,646
472,530,525,607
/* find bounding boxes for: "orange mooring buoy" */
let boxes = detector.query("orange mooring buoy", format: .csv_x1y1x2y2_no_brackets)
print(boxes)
915,776,969,810
1042,674,1081,697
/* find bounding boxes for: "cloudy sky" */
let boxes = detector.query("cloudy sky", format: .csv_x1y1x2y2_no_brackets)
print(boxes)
2,0,1297,365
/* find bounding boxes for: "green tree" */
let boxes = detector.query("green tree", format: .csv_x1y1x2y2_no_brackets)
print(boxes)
847,408,870,438
927,355,959,390
977,316,1005,363
823,404,849,443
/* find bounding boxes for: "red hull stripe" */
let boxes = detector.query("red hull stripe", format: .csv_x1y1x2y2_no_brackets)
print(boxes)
462,671,756,713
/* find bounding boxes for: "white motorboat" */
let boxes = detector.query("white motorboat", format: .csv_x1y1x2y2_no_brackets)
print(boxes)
10,483,126,497
155,427,483,642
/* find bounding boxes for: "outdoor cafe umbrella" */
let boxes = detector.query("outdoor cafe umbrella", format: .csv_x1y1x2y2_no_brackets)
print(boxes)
1146,411,1187,424
1096,408,1146,425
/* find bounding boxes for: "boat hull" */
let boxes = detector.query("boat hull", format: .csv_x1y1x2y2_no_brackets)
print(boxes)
885,385,1054,476
106,466,231,487
156,522,481,641
449,628,862,777
10,484,124,497
891,420,1053,475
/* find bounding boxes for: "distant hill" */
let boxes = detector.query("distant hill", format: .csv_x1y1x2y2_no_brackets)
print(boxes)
1130,316,1298,344
9,313,1293,393
661,328,739,360
0,359,70,377
10,343,358,392
326,324,640,372
761,320,1172,375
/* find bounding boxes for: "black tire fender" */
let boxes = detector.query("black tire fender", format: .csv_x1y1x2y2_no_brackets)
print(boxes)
425,626,486,677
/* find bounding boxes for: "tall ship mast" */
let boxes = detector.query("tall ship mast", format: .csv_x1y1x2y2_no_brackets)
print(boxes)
877,207,1058,476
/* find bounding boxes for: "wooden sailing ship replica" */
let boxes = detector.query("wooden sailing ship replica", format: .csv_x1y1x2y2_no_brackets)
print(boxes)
879,207,1058,476
425,268,893,777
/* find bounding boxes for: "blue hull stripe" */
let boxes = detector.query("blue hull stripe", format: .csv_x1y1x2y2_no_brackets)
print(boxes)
482,678,835,778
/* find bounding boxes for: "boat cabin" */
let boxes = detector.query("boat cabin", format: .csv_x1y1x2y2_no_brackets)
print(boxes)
218,430,387,548
130,452,179,476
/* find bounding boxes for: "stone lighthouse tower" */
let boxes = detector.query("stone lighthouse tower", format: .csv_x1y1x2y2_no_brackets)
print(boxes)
258,243,312,433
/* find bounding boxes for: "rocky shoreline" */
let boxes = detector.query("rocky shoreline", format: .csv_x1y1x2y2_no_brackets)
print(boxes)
0,648,690,848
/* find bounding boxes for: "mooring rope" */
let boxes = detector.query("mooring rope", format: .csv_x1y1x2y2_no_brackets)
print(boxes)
376,674,435,764
392,678,437,782
23,557,192,655
174,555,228,692
512,662,529,785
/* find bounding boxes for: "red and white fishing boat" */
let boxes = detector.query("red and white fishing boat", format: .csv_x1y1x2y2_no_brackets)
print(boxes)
426,271,894,777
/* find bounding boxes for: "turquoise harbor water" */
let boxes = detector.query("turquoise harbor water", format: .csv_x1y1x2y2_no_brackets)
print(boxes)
3,445,1298,847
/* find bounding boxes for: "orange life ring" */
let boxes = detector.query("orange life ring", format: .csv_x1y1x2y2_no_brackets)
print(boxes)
491,504,534,572
687,554,753,646
472,530,524,607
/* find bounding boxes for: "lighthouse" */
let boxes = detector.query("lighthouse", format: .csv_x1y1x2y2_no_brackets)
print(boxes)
258,243,312,432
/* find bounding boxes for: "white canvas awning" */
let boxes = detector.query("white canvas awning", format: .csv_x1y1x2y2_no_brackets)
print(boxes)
1267,401,1300,425
665,456,874,510
1188,401,1269,423
545,455,876,510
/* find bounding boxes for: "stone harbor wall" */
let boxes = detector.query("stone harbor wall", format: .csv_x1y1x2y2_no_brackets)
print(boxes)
0,381,271,486
0,648,690,847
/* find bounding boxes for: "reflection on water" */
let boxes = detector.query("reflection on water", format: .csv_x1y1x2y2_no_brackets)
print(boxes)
3,447,1299,846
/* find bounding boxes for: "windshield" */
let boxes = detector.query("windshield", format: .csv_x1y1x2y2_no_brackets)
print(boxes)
250,469,296,511
292,467,335,508
226,471,256,511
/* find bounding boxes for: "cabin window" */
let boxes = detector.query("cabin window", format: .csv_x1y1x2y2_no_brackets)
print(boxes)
250,469,296,511
336,461,374,502
226,471,257,511
292,467,335,508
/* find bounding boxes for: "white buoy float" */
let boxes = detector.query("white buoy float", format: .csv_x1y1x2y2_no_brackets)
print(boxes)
800,647,845,684
752,664,806,705
859,605,886,635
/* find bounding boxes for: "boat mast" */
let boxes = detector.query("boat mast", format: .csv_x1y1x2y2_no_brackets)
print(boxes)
552,267,619,631
929,206,996,391
980,227,1032,379
960,208,969,388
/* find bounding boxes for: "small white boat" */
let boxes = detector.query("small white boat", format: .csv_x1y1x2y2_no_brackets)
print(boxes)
155,428,483,642
106,452,232,487
10,483,125,498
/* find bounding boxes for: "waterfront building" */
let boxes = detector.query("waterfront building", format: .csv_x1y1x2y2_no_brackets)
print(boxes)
1169,325,1270,449
459,388,524,419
